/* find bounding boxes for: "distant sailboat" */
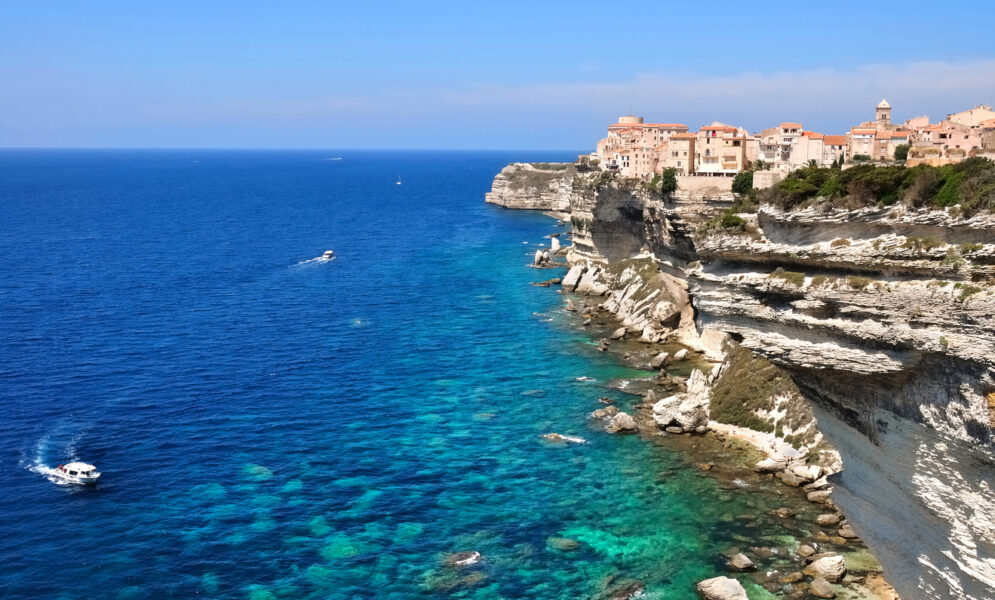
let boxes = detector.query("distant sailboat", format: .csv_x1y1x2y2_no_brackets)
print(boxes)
395,175,402,185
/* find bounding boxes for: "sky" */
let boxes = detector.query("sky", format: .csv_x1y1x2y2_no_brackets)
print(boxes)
2,1,994,150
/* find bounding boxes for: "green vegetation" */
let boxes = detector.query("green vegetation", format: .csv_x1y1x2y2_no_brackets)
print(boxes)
846,275,872,289
894,143,910,161
810,275,830,287
709,346,818,446
959,242,983,254
902,236,944,253
644,168,678,198
851,154,872,162
531,162,571,170
697,207,759,238
939,336,949,349
770,267,805,287
954,282,984,301
731,170,754,194
763,158,995,216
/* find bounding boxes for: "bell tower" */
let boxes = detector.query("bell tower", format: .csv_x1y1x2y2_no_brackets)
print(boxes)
876,99,892,125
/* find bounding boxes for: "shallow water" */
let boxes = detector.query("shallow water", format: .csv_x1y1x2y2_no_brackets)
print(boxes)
1,150,857,599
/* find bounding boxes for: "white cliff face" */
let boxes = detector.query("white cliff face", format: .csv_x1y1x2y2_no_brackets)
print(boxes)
486,160,995,600
484,162,576,211
691,208,995,600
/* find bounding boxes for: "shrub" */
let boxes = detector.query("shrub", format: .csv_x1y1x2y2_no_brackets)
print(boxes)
959,243,983,254
732,170,754,194
771,267,805,287
902,236,944,253
658,168,678,196
852,154,871,162
954,282,984,301
894,144,910,161
846,275,872,289
810,275,830,287
830,238,852,248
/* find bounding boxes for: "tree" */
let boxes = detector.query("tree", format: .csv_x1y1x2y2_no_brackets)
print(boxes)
894,144,910,161
732,170,754,194
658,168,678,196
752,160,771,172
807,159,819,168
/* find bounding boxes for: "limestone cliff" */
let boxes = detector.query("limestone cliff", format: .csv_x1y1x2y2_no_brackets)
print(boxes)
486,161,995,600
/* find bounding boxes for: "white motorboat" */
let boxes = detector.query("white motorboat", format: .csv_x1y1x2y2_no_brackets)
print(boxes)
321,250,335,260
53,462,101,485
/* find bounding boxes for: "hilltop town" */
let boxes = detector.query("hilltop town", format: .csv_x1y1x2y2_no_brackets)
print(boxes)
595,100,995,190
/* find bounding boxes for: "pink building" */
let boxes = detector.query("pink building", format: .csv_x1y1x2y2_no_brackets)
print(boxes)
596,116,688,178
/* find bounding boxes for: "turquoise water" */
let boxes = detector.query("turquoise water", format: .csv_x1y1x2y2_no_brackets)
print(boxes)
1,150,823,599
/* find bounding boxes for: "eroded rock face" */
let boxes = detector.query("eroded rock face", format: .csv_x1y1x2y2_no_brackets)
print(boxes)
484,163,575,211
488,160,995,600
689,206,995,600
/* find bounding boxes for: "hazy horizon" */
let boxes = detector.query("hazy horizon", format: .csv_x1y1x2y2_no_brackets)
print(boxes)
3,1,994,150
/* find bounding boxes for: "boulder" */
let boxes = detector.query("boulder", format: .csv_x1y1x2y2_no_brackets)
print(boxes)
607,412,638,434
696,576,748,600
565,299,579,312
649,352,670,369
652,300,682,329
816,513,841,526
652,370,710,432
609,327,627,340
727,553,755,572
769,508,795,519
673,348,689,361
576,267,608,295
755,457,788,474
787,463,821,483
550,237,561,253
804,476,830,492
780,572,804,584
665,426,684,434
778,469,805,487
803,555,846,583
797,544,816,558
807,490,832,504
562,264,585,291
810,577,837,598
838,524,858,539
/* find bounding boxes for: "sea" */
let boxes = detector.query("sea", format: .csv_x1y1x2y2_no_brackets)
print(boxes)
0,150,828,599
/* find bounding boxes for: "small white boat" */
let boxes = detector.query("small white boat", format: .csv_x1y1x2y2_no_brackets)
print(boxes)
53,462,101,485
321,250,335,260
395,175,402,185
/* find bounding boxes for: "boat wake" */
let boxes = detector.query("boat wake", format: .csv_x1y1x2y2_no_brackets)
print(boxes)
295,250,337,266
21,428,91,487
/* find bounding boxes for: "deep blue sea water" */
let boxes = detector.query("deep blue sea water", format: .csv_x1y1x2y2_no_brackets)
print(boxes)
0,150,813,600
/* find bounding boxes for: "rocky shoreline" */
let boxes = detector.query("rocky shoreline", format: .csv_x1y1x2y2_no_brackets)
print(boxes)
523,225,897,600
488,157,995,600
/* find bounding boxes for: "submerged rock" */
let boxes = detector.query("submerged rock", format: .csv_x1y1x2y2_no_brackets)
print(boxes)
542,433,587,444
810,576,837,598
696,576,748,600
727,553,755,571
444,551,482,567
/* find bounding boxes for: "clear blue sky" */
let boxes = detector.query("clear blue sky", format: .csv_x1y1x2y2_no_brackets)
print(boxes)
2,1,993,149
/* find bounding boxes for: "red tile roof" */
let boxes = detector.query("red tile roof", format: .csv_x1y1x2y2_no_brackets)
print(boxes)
781,122,803,129
823,135,847,146
802,131,824,139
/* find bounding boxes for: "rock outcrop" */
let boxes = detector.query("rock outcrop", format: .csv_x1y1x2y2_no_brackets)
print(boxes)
486,160,995,600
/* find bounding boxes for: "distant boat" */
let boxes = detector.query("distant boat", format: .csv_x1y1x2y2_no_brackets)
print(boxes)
52,462,101,485
396,175,402,185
